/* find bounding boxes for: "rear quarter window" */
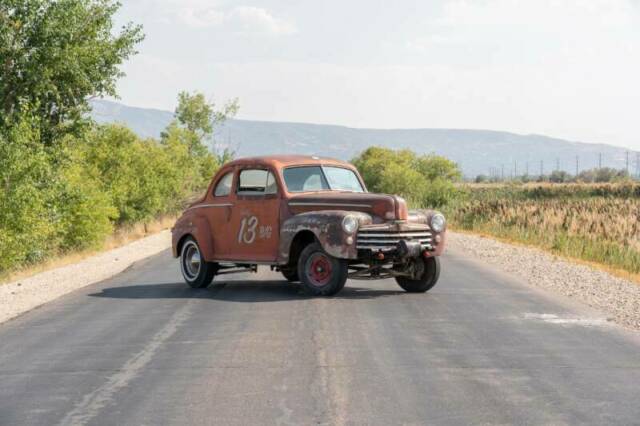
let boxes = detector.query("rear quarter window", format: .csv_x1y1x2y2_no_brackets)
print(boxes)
214,172,233,196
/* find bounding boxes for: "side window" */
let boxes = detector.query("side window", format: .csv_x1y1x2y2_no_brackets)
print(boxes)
238,169,278,195
213,172,233,197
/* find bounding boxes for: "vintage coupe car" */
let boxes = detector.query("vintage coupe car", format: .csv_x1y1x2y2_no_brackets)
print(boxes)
172,155,446,296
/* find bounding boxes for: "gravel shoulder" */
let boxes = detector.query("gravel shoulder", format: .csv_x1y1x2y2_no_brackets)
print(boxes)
0,230,171,325
448,231,640,331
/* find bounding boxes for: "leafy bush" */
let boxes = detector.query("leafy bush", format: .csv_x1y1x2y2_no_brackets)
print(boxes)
352,147,463,208
0,119,57,269
0,91,233,273
53,156,117,250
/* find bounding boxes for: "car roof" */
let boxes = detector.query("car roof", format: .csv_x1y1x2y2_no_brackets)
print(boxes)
224,155,354,169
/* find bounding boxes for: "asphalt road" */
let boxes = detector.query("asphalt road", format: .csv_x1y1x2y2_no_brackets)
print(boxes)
1,248,639,426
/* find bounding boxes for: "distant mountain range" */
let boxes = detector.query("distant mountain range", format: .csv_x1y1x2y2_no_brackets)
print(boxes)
91,100,638,178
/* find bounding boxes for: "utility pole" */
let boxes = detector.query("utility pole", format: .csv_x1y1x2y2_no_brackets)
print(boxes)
598,153,602,169
514,160,517,179
575,155,579,177
501,164,504,181
540,160,544,179
556,158,560,172
525,161,529,176
626,151,630,174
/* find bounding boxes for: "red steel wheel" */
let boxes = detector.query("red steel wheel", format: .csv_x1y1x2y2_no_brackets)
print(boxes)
307,253,333,287
297,242,348,296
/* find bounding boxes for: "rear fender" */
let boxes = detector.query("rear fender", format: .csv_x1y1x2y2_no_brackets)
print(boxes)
278,211,372,263
171,215,215,261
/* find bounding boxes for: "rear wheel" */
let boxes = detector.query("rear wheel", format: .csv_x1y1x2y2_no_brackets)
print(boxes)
180,237,217,288
298,243,348,296
395,257,440,293
281,267,299,282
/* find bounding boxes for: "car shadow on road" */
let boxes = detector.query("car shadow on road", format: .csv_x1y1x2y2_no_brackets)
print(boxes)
88,281,405,302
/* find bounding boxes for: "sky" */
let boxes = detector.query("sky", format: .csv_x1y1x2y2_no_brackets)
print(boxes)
112,0,640,149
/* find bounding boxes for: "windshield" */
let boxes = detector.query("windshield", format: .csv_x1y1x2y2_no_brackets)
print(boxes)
283,166,365,193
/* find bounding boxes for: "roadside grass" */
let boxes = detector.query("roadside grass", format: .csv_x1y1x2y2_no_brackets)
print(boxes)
450,226,640,285
445,182,640,283
0,215,176,286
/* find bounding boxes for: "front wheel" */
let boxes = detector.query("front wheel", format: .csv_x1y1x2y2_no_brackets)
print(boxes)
395,257,440,293
180,237,217,288
297,243,348,296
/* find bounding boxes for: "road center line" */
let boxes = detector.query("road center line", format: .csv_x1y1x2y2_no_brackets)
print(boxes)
58,300,195,426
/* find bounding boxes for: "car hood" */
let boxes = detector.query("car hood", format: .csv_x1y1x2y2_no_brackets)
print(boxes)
287,192,408,222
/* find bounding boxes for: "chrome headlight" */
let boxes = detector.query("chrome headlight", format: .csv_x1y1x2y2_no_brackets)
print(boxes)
342,215,359,234
430,213,446,233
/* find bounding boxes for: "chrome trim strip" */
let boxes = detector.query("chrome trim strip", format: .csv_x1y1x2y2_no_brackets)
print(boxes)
213,260,277,265
357,232,432,238
359,225,430,231
356,238,432,244
288,202,372,208
357,244,433,250
188,203,233,210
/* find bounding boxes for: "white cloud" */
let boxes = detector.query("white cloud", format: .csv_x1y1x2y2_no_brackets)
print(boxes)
178,5,296,35
408,0,637,60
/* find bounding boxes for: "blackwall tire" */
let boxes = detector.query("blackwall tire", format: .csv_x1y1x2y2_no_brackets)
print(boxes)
281,267,299,282
180,237,217,289
297,243,348,296
395,256,440,293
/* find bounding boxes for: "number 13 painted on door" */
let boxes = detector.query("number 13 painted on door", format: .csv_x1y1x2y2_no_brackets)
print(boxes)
238,216,258,244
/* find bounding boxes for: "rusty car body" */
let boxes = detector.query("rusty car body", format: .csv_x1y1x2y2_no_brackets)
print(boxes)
172,155,446,295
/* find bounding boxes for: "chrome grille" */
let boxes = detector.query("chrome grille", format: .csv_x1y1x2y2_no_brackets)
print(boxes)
356,228,432,251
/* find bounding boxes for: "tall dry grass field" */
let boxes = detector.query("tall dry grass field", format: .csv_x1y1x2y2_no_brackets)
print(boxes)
447,183,640,276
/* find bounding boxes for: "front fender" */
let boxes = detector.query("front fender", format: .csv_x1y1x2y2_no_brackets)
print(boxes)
408,209,447,255
278,211,372,263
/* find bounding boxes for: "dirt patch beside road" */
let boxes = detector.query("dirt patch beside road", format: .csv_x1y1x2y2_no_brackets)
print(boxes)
0,231,171,325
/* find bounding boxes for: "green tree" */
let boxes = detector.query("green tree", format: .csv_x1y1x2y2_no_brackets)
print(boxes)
352,147,463,207
163,91,239,184
415,154,462,182
352,147,416,193
0,0,143,143
173,91,239,157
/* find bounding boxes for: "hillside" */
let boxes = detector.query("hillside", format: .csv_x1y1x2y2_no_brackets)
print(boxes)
91,100,638,178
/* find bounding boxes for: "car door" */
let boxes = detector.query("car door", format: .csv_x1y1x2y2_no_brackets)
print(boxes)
204,168,236,261
228,167,281,262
